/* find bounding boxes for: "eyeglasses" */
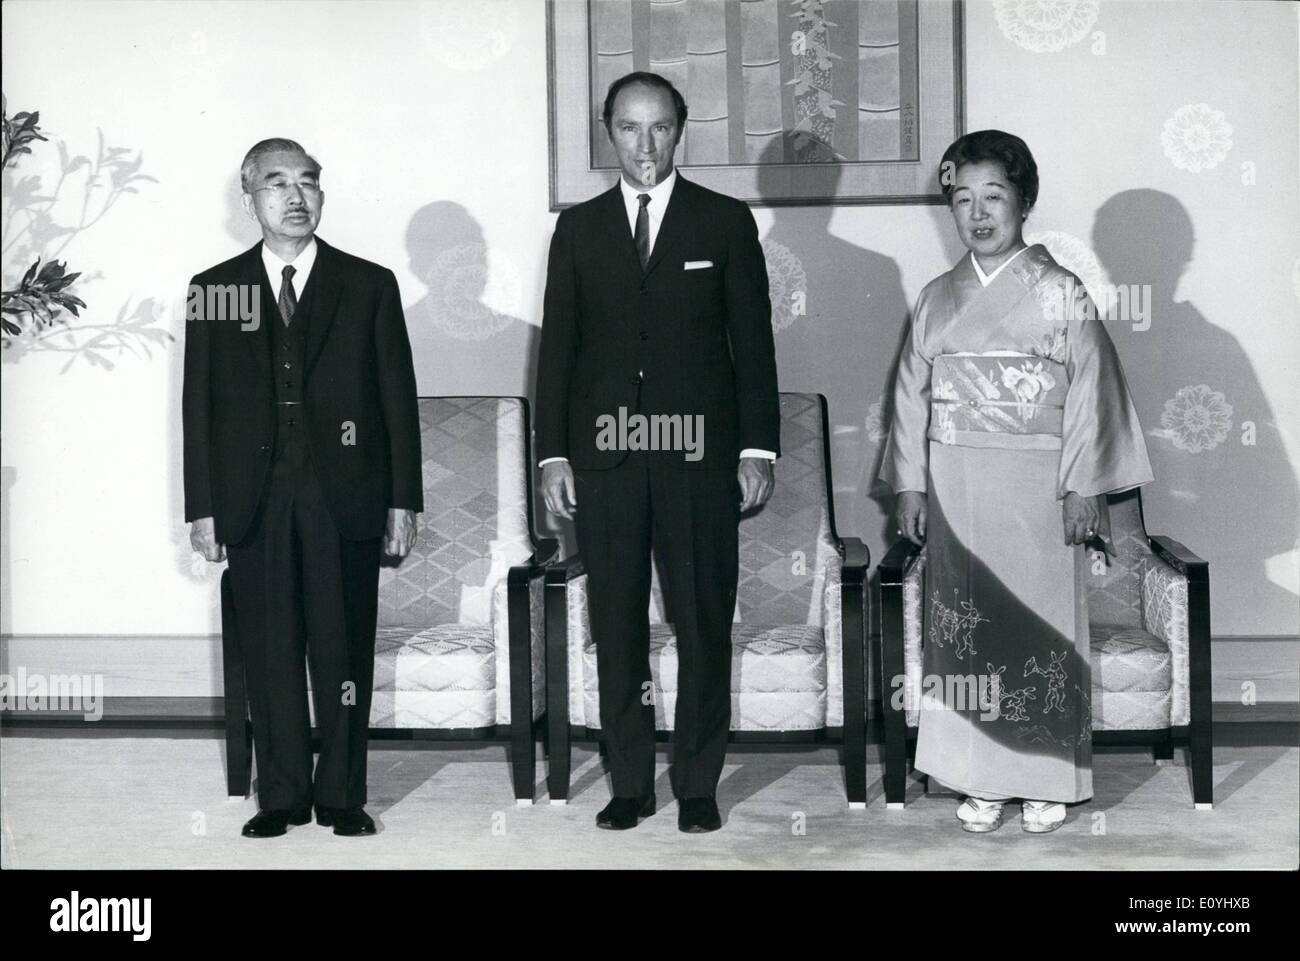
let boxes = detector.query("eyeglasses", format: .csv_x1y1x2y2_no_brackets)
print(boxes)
253,181,322,197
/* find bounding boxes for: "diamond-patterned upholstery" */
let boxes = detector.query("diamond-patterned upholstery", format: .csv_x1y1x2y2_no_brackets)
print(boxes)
565,393,848,731
370,397,544,727
899,489,1193,731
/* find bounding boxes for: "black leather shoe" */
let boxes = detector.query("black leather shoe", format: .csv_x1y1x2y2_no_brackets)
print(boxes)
678,797,722,833
596,794,655,830
241,805,310,838
316,806,376,836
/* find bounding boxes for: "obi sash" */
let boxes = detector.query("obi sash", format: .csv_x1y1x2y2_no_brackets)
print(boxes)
928,353,1068,450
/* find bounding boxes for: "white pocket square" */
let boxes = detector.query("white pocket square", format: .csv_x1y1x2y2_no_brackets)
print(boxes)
683,260,714,270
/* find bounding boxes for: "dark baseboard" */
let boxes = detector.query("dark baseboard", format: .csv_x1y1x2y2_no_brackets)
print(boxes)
2,697,1295,733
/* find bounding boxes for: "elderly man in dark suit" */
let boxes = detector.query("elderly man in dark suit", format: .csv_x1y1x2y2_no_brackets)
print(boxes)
535,73,779,833
183,138,422,837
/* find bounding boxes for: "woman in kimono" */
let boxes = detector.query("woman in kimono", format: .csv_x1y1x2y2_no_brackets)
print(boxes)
880,130,1152,833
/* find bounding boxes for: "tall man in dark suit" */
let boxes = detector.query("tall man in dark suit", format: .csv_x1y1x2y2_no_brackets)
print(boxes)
536,74,779,833
184,139,423,837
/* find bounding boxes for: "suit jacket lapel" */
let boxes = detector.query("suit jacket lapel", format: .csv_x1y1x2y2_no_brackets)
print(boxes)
642,174,692,280
240,243,274,390
597,184,643,279
303,236,343,378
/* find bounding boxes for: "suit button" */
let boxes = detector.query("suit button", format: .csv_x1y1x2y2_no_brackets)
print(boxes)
631,371,643,385
639,331,649,340
639,286,648,294
288,419,296,427
259,444,270,452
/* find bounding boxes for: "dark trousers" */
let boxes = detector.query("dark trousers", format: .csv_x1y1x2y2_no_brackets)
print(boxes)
225,448,381,811
574,452,740,799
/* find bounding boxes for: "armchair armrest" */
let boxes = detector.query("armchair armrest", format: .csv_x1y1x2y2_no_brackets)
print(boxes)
1147,532,1213,806
1148,535,1209,581
879,537,923,587
879,537,923,807
879,537,923,711
836,537,870,806
506,539,562,795
542,550,586,803
510,539,561,582
544,551,585,588
1149,533,1206,738
838,536,870,584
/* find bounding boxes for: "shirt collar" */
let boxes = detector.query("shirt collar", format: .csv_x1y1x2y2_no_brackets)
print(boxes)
261,236,318,284
619,168,678,214
970,245,1028,287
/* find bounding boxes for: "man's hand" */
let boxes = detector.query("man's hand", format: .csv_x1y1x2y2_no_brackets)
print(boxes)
895,491,927,546
190,516,226,563
385,508,417,559
1062,492,1115,555
542,461,577,520
738,457,775,512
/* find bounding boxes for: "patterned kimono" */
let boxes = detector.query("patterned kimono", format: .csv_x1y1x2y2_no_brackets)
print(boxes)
880,245,1153,803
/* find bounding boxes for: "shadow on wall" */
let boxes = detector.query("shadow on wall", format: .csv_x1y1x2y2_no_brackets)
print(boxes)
223,171,261,248
403,201,538,400
753,135,910,550
1093,189,1299,630
1,133,168,370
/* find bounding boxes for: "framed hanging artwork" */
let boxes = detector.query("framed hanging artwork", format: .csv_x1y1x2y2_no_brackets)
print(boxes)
547,0,966,208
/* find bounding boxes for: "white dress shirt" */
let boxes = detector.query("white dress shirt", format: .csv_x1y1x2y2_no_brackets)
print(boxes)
970,244,1028,288
619,168,677,256
261,236,318,298
539,172,774,467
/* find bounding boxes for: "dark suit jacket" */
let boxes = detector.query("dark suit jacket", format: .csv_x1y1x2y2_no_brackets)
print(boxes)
535,175,780,470
182,237,423,544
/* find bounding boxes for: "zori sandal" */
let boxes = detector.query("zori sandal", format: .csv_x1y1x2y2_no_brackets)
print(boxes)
1021,799,1066,833
956,796,1005,833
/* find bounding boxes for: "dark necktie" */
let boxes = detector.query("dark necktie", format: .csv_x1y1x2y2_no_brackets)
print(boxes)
634,193,651,270
278,264,297,327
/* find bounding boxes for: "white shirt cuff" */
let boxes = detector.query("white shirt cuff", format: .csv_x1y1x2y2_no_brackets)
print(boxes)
740,449,776,462
538,456,568,468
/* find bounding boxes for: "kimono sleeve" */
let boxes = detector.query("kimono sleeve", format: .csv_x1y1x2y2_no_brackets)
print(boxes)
1058,285,1154,499
879,298,934,495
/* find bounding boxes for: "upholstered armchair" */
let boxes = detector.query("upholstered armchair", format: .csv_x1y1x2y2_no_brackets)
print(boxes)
544,393,870,807
879,488,1212,809
221,396,556,805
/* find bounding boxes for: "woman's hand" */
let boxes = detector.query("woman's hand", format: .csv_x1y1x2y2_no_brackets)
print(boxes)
1062,492,1115,555
895,491,927,545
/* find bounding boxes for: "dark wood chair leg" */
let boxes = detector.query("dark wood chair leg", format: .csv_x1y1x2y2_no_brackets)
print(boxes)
1151,534,1214,809
220,570,251,798
840,538,870,808
507,566,536,805
878,540,915,809
1190,712,1213,808
544,567,572,804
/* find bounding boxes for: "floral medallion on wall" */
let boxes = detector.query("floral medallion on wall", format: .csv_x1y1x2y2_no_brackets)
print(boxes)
993,0,1100,53
423,0,519,71
1161,103,1233,172
1025,229,1110,307
1156,384,1234,454
421,243,521,341
763,239,807,333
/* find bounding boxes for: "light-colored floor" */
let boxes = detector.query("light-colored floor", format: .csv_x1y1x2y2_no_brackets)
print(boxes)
2,732,1295,869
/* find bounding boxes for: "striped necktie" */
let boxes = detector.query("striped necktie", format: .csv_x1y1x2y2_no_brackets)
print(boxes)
634,193,651,270
278,264,297,327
